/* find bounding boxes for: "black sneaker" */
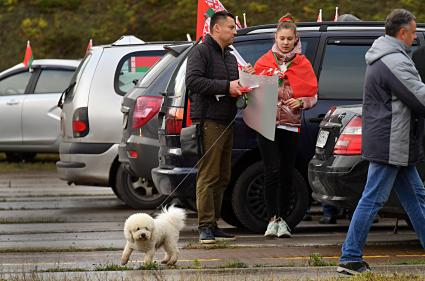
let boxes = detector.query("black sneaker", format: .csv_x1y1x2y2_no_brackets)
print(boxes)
337,261,371,276
212,227,236,241
199,227,216,244
319,216,337,224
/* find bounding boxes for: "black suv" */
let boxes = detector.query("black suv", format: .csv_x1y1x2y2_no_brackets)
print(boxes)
127,22,425,233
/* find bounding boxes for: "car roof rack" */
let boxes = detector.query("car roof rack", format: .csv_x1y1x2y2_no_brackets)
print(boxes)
238,21,425,35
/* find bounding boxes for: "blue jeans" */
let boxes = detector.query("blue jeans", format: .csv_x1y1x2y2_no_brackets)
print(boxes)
340,162,425,263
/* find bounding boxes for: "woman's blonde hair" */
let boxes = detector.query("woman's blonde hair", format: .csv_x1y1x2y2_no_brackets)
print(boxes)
277,13,297,36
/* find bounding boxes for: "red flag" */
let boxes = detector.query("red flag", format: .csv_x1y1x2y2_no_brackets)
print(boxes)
23,41,34,70
317,9,323,22
86,39,93,55
196,0,241,40
334,7,339,22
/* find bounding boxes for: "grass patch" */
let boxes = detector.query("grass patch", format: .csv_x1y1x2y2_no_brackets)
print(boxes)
219,260,248,269
0,246,120,253
308,253,337,267
94,263,132,271
327,272,425,281
0,218,66,224
0,153,58,172
397,259,425,265
183,240,232,250
136,262,160,270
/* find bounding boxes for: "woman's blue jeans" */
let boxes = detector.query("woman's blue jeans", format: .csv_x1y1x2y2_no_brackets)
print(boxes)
340,161,425,263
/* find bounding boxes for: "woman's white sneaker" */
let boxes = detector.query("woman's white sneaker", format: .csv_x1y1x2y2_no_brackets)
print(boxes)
277,219,291,238
264,219,279,238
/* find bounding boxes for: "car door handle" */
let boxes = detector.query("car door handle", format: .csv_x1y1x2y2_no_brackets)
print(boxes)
309,114,325,123
6,100,19,105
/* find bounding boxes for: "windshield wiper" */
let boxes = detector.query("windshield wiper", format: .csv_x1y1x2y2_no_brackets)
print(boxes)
57,81,76,109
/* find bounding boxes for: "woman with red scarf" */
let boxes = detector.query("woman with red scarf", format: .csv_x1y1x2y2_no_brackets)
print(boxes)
254,14,318,238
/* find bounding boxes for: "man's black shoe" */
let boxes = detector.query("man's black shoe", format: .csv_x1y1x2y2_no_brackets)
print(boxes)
212,227,235,241
319,216,337,224
199,227,215,244
337,261,371,276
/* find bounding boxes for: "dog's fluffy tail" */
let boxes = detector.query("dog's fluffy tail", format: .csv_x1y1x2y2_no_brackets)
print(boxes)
156,205,186,231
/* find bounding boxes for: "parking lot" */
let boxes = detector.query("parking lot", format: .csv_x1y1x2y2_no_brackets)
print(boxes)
0,160,425,281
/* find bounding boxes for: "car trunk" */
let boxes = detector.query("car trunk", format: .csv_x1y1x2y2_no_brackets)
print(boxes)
314,105,362,161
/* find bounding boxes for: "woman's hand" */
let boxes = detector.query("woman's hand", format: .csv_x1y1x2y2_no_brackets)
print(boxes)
283,98,303,110
242,63,255,75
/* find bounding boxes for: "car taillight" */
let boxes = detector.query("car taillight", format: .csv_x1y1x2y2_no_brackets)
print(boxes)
334,116,362,155
132,96,163,129
72,107,89,138
165,108,185,134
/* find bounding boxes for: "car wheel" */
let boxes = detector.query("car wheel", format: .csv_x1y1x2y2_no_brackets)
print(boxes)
231,161,310,233
5,152,36,163
221,199,243,228
115,164,169,209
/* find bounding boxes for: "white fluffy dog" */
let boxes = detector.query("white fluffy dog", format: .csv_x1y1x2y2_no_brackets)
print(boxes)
121,206,186,266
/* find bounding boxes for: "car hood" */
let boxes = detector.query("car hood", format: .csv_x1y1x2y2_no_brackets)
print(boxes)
365,35,412,65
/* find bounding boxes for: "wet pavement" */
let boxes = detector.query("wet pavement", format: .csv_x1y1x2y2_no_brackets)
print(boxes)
0,170,424,280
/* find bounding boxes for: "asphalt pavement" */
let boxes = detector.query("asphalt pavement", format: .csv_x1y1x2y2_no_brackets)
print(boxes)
0,170,424,281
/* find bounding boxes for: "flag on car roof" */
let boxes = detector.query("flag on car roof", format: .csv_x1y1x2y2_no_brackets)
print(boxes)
334,7,339,22
23,40,33,70
86,39,93,55
317,9,323,22
196,0,242,40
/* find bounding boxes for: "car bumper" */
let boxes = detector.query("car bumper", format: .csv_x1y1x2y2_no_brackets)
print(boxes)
118,135,159,180
56,142,117,186
308,155,404,215
308,155,369,209
151,167,197,199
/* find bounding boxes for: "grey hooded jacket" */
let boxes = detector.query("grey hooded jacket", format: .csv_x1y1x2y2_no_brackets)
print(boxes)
363,35,425,166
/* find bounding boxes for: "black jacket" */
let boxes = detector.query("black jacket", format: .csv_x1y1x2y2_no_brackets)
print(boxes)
186,34,239,124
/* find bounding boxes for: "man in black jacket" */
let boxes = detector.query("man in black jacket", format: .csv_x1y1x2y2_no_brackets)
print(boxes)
186,11,243,244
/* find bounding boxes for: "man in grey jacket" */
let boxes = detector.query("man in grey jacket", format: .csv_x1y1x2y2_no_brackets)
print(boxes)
337,9,425,276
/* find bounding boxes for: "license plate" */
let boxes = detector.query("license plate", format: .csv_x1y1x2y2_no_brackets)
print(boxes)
316,130,329,148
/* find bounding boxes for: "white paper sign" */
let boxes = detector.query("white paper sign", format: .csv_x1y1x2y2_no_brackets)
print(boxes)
239,71,278,141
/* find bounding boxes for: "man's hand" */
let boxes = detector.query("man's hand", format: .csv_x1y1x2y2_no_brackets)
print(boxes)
242,64,255,75
229,80,242,97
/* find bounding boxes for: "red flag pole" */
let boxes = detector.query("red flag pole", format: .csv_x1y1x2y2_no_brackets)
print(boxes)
86,39,93,55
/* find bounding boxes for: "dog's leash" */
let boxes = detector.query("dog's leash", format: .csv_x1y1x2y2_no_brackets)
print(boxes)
150,114,239,215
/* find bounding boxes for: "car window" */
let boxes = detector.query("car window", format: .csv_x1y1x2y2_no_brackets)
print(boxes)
233,37,318,65
318,43,371,100
0,71,31,96
319,39,420,100
65,54,91,102
172,58,187,106
138,53,176,89
115,50,165,95
34,69,74,94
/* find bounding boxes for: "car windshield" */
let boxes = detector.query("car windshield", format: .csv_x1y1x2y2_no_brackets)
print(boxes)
138,53,175,89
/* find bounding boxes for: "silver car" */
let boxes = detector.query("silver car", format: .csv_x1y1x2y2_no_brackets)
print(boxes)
57,36,169,208
0,59,79,162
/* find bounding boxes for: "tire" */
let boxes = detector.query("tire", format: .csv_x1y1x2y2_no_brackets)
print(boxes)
221,199,243,228
115,164,169,209
5,152,36,163
231,161,310,233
